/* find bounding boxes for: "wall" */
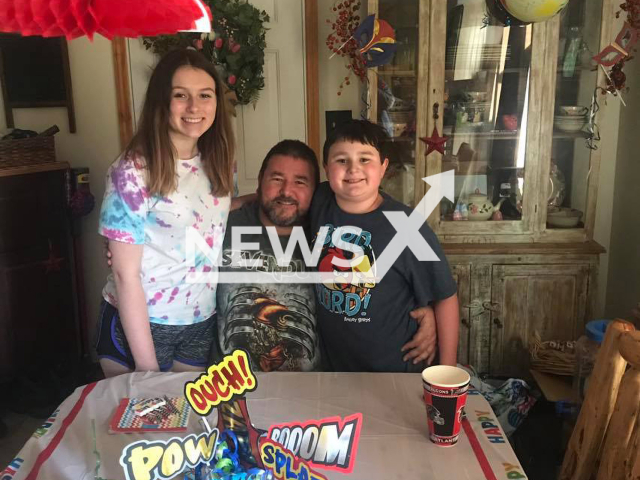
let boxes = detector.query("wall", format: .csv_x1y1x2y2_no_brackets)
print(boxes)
0,36,120,352
604,56,640,319
592,13,624,319
317,0,367,161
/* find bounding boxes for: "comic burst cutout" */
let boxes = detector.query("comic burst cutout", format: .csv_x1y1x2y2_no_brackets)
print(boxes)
353,14,397,67
0,0,211,39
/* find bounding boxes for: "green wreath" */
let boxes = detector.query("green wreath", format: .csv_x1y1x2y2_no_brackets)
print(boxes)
143,0,269,106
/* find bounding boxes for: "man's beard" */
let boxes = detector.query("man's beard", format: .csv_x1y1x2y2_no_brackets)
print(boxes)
260,194,308,227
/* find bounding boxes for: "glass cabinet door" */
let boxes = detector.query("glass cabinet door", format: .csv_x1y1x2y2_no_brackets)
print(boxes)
547,0,602,231
368,0,420,207
440,0,533,224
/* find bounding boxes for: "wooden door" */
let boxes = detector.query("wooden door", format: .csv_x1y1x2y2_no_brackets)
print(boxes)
489,264,589,377
450,264,471,365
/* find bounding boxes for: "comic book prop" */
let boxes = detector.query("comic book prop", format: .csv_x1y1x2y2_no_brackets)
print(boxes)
0,0,211,39
267,414,363,474
110,397,191,433
119,430,220,480
184,350,257,416
118,350,363,480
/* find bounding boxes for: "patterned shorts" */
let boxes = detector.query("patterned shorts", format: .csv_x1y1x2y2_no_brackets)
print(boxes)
95,299,215,371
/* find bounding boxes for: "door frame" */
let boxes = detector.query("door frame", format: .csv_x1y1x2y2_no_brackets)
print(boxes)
111,0,319,155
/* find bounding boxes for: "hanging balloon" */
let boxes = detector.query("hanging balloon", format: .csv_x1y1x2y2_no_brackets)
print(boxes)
485,0,528,26
353,14,398,68
499,0,569,23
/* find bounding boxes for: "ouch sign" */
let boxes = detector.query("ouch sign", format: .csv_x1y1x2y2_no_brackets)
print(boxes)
184,349,257,415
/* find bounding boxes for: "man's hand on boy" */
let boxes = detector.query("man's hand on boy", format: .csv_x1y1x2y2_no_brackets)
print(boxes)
401,306,437,365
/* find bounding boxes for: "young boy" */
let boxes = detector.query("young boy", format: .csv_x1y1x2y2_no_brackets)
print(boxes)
311,120,459,372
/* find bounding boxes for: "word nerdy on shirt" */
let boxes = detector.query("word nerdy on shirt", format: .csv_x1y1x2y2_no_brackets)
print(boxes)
267,413,363,474
184,350,257,415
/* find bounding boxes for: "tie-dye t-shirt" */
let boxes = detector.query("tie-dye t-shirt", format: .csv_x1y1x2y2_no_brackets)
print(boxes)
99,153,230,325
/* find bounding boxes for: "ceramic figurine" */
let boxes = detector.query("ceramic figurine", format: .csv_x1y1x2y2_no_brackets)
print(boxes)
460,203,469,220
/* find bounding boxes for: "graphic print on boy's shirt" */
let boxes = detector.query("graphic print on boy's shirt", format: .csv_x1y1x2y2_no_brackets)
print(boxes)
316,224,377,322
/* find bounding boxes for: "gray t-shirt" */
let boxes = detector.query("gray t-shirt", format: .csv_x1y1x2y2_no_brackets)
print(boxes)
214,202,321,372
310,182,457,372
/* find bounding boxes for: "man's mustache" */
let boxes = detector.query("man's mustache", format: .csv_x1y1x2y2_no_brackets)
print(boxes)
270,196,299,207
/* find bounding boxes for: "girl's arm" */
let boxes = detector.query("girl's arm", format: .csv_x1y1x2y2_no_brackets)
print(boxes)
109,239,159,372
433,293,460,366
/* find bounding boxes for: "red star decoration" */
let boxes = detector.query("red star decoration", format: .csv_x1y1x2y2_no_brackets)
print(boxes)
43,242,64,274
420,127,448,156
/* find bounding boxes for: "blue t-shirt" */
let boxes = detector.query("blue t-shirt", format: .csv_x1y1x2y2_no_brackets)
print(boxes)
309,182,457,372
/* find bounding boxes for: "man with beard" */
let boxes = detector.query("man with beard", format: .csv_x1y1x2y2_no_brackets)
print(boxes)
212,140,322,371
213,140,439,373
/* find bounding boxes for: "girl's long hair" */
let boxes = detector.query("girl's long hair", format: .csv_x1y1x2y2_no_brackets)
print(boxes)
126,49,235,197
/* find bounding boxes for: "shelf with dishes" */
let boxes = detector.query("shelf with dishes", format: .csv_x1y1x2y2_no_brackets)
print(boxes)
553,105,590,133
443,127,589,140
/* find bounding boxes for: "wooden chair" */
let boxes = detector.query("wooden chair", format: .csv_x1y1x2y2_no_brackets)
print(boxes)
559,320,639,480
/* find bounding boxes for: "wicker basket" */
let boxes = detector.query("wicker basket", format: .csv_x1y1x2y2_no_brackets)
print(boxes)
0,136,56,169
529,331,576,376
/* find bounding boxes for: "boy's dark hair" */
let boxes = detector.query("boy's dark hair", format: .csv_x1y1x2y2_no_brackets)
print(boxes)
322,119,389,165
258,140,320,187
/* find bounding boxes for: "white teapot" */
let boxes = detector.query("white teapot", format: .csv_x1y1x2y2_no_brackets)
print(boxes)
467,189,506,221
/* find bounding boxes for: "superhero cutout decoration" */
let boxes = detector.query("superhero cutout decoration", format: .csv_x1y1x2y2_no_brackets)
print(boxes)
0,0,211,39
118,350,363,480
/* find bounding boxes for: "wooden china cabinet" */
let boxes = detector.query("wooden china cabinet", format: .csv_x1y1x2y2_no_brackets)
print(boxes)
368,0,615,377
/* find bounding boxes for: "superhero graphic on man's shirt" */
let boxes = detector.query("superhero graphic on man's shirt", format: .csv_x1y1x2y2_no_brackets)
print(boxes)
315,224,377,319
220,285,316,371
217,247,319,372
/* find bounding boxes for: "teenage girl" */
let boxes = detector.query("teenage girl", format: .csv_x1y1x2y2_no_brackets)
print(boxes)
96,49,234,377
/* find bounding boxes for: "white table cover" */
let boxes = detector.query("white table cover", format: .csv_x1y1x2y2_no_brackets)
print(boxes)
2,372,528,480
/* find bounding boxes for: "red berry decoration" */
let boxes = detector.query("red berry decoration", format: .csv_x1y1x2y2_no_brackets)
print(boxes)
214,37,223,49
325,0,366,95
228,74,237,85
